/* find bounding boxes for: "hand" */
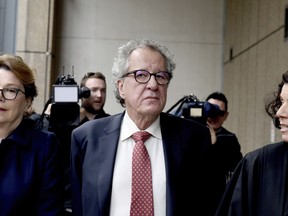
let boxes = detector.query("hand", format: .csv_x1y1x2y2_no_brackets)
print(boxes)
207,122,217,144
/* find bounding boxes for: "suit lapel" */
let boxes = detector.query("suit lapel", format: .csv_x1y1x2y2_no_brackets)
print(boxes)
160,113,177,216
97,113,124,214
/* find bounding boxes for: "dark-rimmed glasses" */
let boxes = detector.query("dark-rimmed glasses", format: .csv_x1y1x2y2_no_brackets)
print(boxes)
124,70,172,85
0,88,25,100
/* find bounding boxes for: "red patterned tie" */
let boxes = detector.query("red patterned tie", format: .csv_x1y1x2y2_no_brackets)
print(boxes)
130,131,154,216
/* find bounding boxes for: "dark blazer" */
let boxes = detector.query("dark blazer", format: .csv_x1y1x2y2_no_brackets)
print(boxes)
78,108,110,126
71,112,212,216
0,118,64,216
215,141,288,216
208,127,243,215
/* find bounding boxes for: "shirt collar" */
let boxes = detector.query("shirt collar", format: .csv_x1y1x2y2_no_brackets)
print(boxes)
120,112,162,141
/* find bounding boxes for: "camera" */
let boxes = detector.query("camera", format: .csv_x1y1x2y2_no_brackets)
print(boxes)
35,74,89,131
49,74,90,128
52,74,90,103
46,74,92,171
167,94,226,125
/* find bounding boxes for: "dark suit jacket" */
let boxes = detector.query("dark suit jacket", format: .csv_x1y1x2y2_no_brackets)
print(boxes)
78,108,110,126
71,112,212,216
0,118,64,216
208,127,243,215
215,141,288,216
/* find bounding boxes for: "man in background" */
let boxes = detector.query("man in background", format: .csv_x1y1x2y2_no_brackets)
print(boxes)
42,72,110,215
61,71,110,215
206,91,243,215
79,72,110,125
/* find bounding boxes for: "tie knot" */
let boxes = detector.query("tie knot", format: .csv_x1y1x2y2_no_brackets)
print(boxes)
132,131,151,143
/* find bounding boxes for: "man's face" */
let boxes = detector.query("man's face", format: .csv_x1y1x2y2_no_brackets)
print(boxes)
207,98,228,130
81,78,106,114
118,47,169,120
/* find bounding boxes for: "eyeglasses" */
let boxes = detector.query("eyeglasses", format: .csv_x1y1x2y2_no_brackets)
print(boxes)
124,70,172,85
0,88,25,100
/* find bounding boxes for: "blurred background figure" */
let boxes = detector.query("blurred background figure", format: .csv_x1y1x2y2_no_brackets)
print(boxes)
57,72,110,215
35,71,111,215
79,72,110,125
205,91,243,215
0,54,64,215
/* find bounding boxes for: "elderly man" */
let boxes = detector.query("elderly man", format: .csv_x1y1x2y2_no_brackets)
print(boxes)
71,39,212,216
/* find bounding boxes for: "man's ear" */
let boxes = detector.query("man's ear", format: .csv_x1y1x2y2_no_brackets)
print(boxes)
118,79,125,98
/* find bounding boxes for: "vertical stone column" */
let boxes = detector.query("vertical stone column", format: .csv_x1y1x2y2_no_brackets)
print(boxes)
16,0,55,113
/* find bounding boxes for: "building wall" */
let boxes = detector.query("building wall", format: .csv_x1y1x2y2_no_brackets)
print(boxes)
0,0,17,54
15,0,55,112
223,0,288,154
53,0,224,115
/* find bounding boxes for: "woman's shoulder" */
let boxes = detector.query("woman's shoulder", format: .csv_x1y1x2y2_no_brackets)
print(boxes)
244,141,288,163
248,141,286,153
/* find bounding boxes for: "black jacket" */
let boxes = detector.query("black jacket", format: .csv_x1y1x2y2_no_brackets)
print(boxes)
216,141,288,216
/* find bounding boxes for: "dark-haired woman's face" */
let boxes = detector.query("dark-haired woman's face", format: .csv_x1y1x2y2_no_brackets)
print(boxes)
276,83,288,142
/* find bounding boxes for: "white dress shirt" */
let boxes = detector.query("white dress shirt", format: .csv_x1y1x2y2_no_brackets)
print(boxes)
110,112,166,216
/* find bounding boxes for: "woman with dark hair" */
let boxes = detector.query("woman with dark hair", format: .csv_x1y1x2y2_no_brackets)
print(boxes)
215,70,288,216
0,54,64,216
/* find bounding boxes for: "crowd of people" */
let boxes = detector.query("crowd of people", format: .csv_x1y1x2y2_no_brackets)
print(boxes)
1,38,284,216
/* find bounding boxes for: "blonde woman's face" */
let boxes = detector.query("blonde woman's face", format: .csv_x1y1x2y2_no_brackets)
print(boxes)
0,68,30,126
